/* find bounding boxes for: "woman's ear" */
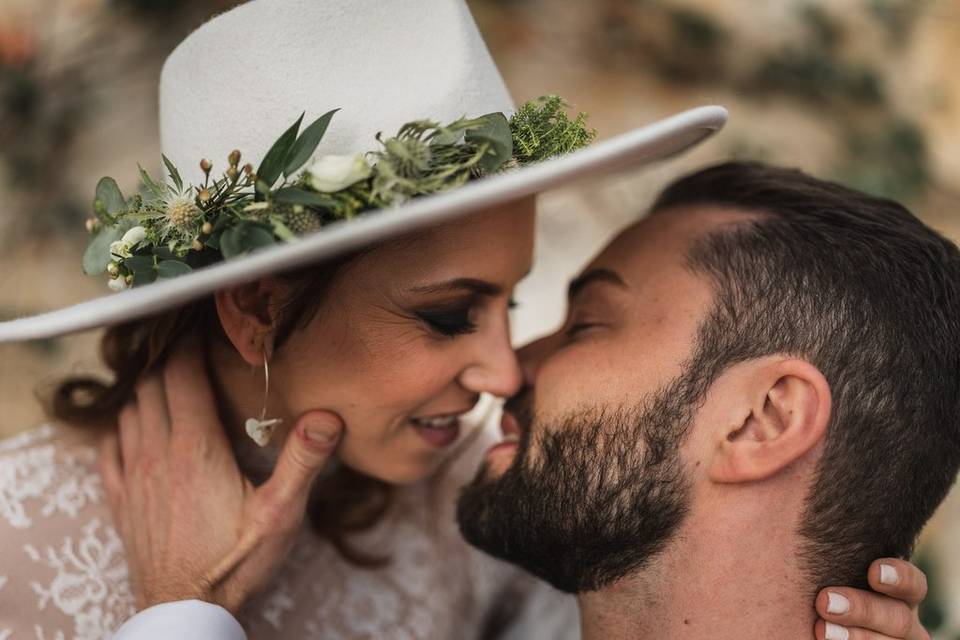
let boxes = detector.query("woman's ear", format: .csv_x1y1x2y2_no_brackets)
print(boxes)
709,359,832,483
214,277,284,365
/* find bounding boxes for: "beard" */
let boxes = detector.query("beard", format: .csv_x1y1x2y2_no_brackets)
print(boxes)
456,373,701,594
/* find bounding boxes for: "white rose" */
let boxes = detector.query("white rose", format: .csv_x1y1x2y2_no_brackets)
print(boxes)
304,154,372,192
108,276,129,292
121,225,147,245
109,225,147,259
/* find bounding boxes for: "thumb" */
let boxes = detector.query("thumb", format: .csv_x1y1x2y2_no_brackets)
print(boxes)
259,410,343,513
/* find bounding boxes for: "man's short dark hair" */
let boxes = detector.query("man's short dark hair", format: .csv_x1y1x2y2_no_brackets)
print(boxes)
651,161,960,590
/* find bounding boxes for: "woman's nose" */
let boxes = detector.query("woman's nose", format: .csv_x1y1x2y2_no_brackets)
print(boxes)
459,323,523,399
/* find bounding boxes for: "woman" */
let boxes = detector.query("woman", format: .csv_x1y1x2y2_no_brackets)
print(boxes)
0,0,930,638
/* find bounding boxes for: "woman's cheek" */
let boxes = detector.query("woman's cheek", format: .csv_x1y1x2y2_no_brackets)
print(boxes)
335,425,435,485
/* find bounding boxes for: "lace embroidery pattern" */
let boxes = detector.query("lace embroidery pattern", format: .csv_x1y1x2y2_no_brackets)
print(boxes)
0,426,99,530
24,519,134,631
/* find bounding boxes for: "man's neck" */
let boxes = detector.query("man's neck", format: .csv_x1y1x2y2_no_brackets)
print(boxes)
577,488,814,640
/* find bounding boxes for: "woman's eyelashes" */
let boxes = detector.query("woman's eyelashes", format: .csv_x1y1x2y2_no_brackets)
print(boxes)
415,306,478,337
414,297,516,338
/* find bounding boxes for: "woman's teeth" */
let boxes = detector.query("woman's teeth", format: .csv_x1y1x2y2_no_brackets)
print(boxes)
411,415,459,429
501,433,520,444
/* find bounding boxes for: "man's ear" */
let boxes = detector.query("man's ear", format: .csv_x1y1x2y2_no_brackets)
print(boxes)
709,359,831,483
214,277,284,366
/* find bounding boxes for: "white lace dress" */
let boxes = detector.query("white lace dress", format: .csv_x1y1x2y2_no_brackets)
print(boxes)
0,423,578,640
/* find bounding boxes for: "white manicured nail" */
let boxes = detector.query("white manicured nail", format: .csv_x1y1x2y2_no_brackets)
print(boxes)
826,592,850,615
880,563,900,585
825,622,849,640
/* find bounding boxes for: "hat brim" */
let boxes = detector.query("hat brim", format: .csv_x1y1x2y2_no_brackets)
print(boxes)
0,105,727,342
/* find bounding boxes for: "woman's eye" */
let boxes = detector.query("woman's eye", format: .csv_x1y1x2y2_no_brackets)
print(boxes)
416,308,477,337
508,298,520,311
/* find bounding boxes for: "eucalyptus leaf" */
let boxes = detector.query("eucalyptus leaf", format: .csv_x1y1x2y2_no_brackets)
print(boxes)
205,230,222,251
221,222,277,259
124,255,157,287
465,113,513,174
162,154,184,193
256,113,304,194
151,246,177,260
157,260,193,279
94,177,127,218
274,186,337,209
220,225,243,258
82,218,133,275
204,215,232,250
430,128,465,146
245,225,276,251
283,108,340,177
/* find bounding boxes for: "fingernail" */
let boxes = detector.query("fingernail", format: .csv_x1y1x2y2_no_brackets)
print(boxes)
303,421,338,445
824,622,849,640
880,563,899,585
826,592,849,615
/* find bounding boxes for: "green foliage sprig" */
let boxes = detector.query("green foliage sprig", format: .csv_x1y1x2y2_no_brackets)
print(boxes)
82,95,595,290
510,95,596,165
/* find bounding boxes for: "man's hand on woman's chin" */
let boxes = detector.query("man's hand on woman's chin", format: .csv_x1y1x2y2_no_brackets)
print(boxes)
816,558,930,640
98,333,343,614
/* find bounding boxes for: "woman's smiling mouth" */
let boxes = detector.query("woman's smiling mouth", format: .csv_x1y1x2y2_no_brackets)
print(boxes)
410,411,470,447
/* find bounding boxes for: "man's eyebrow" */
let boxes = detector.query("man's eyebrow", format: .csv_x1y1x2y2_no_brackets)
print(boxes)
409,278,502,296
567,268,627,301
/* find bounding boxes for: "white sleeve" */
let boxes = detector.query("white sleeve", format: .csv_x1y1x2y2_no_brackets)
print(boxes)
112,600,247,640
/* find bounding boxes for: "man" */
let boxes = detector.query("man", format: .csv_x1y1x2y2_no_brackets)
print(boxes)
456,161,960,638
106,162,943,639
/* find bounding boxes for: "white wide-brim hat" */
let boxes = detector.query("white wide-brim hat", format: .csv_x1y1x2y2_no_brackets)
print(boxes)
0,0,727,342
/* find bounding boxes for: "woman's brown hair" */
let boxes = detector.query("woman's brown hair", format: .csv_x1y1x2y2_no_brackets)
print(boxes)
47,253,391,566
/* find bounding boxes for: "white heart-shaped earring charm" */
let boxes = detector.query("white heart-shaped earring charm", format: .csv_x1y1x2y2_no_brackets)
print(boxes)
245,417,282,447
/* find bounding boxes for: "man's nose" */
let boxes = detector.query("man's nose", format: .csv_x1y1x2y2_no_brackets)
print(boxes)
517,329,563,386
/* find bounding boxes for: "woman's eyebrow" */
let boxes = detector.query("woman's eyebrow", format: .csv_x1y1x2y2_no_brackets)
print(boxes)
409,278,502,296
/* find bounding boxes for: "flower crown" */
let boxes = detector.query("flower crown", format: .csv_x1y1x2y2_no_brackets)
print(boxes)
82,95,595,291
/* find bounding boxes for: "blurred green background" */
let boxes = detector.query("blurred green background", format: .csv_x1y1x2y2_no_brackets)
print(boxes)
0,0,958,636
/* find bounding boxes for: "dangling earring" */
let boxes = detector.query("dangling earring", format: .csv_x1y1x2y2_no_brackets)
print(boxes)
245,345,282,447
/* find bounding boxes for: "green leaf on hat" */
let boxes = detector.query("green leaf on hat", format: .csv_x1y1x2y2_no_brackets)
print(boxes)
94,177,127,218
151,246,177,261
125,255,157,287
283,108,340,178
203,215,234,251
82,218,134,275
220,221,276,259
138,165,167,202
465,113,513,174
157,259,193,279
256,113,305,196
430,127,465,146
273,186,337,209
161,154,183,193
244,224,277,251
